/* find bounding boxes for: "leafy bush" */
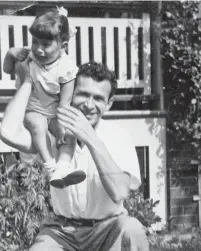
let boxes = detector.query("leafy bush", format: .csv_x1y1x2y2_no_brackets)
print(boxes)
0,155,54,251
124,190,161,227
149,227,201,251
161,1,201,160
0,154,162,250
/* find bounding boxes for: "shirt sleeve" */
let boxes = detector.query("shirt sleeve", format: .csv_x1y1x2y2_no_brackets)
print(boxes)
58,54,78,84
101,122,141,191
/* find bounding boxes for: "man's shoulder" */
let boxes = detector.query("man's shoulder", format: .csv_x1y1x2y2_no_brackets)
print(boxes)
97,119,129,142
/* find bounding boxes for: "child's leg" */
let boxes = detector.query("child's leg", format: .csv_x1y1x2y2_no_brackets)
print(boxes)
48,119,86,189
24,112,56,175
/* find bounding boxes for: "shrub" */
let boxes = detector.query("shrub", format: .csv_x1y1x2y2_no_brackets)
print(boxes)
0,155,54,251
0,154,161,250
124,190,161,228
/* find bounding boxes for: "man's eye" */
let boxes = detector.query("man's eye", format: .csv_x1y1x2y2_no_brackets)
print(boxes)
95,96,104,102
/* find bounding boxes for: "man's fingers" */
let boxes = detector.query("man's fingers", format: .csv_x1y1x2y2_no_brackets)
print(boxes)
57,120,75,134
58,104,80,115
57,106,79,119
57,114,75,126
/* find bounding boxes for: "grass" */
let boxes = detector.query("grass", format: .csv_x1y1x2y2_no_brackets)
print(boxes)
148,228,201,251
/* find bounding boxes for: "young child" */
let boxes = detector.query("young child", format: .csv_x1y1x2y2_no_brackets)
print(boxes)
3,7,86,189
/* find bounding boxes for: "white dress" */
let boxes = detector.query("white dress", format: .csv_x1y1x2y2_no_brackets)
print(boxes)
21,52,78,119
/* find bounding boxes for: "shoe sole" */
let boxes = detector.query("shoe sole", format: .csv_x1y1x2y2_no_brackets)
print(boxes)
50,170,86,189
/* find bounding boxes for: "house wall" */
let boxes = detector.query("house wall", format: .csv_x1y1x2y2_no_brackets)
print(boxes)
168,156,199,230
104,111,167,225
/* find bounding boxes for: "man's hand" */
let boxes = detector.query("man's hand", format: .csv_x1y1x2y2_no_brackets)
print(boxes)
15,56,32,84
10,47,30,61
57,105,97,145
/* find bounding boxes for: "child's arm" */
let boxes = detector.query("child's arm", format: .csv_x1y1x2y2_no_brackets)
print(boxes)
59,80,75,106
3,47,29,74
57,80,75,144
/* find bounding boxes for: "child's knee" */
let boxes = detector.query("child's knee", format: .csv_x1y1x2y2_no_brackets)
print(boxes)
25,113,48,135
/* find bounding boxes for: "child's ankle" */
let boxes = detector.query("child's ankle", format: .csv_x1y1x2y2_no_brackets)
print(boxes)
44,158,56,172
57,160,71,167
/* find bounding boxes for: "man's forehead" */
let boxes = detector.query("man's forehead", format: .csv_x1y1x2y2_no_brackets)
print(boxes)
76,75,110,87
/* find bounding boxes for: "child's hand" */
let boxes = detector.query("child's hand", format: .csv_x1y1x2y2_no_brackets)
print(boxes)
15,56,32,83
10,47,30,61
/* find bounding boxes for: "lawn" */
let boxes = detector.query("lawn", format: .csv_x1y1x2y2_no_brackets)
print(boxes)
148,228,201,251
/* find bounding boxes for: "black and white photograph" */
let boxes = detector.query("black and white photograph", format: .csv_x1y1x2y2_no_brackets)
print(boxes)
0,0,200,250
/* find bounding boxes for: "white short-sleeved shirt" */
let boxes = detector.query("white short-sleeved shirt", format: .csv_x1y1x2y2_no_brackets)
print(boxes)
20,119,141,219
25,52,78,119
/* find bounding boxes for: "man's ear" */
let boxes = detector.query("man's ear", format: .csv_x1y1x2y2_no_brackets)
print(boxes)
106,96,114,111
61,41,68,51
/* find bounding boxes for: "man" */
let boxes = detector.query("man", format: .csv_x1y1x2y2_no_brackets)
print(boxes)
0,58,149,251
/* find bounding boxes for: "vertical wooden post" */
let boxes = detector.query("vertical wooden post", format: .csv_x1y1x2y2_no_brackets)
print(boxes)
150,1,164,110
198,168,201,227
193,165,201,226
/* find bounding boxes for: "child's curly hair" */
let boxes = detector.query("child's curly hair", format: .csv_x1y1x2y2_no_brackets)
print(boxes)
29,8,69,42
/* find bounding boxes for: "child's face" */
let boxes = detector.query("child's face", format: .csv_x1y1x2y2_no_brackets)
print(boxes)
31,36,65,65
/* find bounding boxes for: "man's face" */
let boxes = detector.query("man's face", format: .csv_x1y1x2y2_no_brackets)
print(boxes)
72,76,114,127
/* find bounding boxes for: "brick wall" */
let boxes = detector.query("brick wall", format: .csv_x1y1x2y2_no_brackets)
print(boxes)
168,158,199,230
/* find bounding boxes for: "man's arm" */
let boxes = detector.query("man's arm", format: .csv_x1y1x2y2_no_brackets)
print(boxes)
0,58,36,153
57,105,140,204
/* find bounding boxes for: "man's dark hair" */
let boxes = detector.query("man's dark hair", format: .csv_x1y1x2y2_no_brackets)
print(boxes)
75,62,117,99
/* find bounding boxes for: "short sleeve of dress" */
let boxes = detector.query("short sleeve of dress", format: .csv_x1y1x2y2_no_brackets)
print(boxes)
58,54,78,84
98,121,141,191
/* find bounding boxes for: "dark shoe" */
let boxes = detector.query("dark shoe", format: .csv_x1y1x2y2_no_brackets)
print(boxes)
50,170,86,189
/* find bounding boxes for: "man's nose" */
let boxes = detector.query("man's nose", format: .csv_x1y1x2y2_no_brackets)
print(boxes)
84,97,95,110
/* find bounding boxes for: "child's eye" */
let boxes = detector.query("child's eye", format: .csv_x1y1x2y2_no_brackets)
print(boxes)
32,39,38,44
43,41,52,47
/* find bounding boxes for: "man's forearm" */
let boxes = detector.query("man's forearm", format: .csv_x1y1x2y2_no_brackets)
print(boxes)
0,81,36,153
87,137,130,204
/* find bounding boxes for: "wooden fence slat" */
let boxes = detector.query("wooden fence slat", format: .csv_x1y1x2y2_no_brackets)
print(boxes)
142,13,151,95
93,26,102,63
0,20,10,85
130,20,140,88
118,26,127,88
80,25,89,64
14,24,23,48
68,35,76,60
106,26,114,71
0,16,151,92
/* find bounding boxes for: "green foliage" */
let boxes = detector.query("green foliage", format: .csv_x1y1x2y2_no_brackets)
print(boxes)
0,156,53,251
161,1,201,160
149,227,201,251
124,190,161,227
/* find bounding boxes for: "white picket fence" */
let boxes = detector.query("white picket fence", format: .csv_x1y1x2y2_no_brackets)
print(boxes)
0,15,151,94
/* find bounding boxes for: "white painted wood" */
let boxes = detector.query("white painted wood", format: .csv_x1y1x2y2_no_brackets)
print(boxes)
118,25,127,88
68,35,76,61
193,166,201,226
0,16,151,92
14,24,23,48
93,26,102,63
0,17,11,86
104,115,167,224
80,25,89,64
129,20,140,88
106,25,115,72
142,13,151,95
